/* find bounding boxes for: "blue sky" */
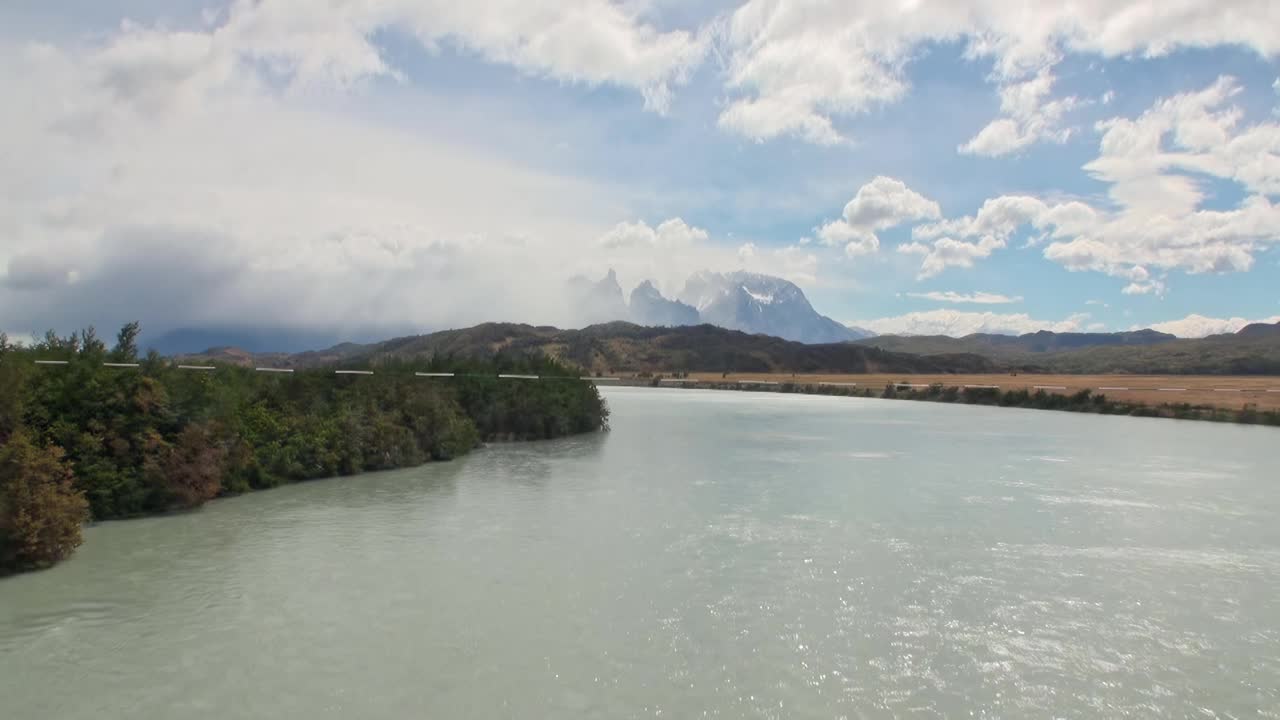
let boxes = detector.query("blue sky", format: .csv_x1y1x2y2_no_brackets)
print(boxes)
1,0,1279,340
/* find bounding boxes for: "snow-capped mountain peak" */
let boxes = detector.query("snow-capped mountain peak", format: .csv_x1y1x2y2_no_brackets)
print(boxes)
676,271,864,343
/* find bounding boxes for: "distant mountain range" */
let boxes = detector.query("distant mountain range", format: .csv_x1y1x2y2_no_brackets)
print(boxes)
143,325,416,356
184,322,995,375
858,324,1280,374
177,320,1280,376
856,329,1179,357
570,269,871,344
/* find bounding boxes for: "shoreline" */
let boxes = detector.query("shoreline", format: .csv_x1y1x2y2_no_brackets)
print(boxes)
601,378,1280,427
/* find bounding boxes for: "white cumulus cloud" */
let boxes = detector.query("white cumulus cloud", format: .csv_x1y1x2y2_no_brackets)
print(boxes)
888,77,1280,287
851,310,1090,337
816,177,940,257
906,291,1022,304
959,70,1079,157
599,218,708,249
1142,314,1280,338
717,0,1280,145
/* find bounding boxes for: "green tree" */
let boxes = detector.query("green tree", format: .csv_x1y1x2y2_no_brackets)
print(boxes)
113,321,141,362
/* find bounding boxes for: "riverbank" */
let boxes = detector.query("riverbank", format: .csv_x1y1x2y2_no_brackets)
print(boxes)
1,327,609,575
650,372,1280,411
608,377,1280,427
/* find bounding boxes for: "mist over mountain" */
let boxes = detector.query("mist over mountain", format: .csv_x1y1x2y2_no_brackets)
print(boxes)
629,280,699,327
143,326,417,356
566,269,628,326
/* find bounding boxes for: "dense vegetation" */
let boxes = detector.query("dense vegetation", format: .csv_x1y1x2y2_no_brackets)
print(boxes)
0,325,608,575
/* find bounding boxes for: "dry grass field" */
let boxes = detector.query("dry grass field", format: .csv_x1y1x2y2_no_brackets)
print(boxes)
674,373,1280,411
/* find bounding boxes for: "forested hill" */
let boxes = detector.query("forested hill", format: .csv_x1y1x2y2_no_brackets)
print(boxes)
186,322,999,375
857,323,1280,375
0,324,608,575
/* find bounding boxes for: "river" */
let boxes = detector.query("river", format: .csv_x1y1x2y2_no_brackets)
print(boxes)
2,387,1278,718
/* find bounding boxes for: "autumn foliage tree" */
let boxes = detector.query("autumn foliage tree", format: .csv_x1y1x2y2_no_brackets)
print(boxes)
145,423,227,509
0,431,90,573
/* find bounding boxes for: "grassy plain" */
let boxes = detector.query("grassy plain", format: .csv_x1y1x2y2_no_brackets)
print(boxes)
675,373,1280,411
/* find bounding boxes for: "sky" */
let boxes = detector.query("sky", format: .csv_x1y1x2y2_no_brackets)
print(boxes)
1,0,1279,342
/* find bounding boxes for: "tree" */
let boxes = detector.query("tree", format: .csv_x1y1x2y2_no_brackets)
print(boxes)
78,326,107,357
113,321,141,362
0,432,90,572
146,423,226,509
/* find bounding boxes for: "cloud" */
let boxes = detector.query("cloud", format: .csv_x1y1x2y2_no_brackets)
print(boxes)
716,0,1280,144
1044,77,1280,284
599,218,708,249
893,77,1280,286
905,291,1021,304
816,177,940,257
959,70,1079,157
85,0,709,116
903,195,1081,278
586,219,820,296
3,253,78,291
0,12,826,339
0,21,721,337
0,331,37,347
1142,314,1280,338
851,310,1090,336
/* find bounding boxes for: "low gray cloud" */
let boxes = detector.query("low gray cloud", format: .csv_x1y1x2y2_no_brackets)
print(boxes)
1,226,247,335
3,253,75,291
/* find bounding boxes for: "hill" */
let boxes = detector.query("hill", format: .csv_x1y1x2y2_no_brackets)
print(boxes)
184,322,996,375
856,329,1177,357
180,322,1280,376
857,324,1280,375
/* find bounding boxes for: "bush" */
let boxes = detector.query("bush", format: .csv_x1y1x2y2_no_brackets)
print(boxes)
0,432,90,573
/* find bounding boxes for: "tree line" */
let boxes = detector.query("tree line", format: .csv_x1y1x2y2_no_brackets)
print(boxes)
0,324,609,575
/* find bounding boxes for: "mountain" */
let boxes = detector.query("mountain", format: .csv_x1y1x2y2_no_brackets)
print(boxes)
567,269,628,325
177,319,1280,376
857,329,1178,357
628,280,699,327
567,269,870,344
181,322,995,375
1235,321,1280,339
143,326,409,356
677,271,870,344
858,325,1280,375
